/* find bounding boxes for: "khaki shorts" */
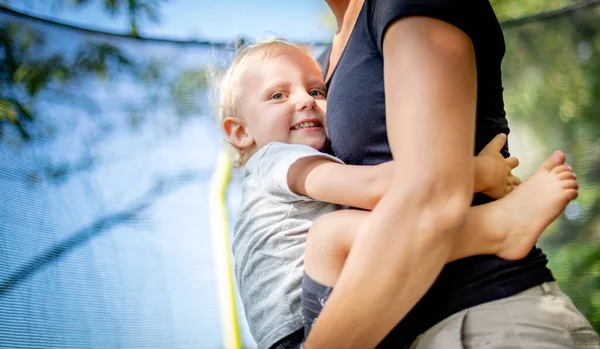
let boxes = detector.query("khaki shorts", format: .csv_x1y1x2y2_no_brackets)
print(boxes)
408,282,599,349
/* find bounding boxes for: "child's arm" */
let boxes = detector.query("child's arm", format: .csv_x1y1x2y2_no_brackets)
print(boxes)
289,134,519,210
473,133,521,198
288,156,392,210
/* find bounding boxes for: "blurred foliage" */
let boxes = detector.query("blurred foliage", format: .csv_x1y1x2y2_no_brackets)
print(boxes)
0,22,207,143
490,0,581,20
68,0,166,36
319,1,587,31
0,0,208,187
0,23,136,139
170,68,209,117
9,0,168,36
498,3,600,331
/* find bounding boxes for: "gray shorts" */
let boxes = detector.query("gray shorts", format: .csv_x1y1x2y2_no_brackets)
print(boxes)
408,282,599,348
302,274,599,348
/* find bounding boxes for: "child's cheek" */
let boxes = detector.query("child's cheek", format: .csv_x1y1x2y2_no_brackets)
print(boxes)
317,99,327,114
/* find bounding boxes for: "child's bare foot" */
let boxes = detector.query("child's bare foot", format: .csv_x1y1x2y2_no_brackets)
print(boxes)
494,151,578,260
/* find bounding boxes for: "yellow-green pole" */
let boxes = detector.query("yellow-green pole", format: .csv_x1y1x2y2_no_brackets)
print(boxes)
209,150,242,349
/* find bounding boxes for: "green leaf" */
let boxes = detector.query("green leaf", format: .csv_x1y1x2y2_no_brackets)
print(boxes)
0,98,18,123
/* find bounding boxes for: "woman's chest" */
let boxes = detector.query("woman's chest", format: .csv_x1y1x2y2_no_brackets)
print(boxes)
326,47,391,165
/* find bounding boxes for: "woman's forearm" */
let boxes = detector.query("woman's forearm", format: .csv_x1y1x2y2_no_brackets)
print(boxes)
304,180,472,348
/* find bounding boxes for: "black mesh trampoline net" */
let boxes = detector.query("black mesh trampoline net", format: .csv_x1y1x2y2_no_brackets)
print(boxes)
0,2,599,348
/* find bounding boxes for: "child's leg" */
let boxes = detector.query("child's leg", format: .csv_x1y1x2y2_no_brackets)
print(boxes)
303,209,366,335
449,152,578,261
304,209,367,287
304,152,578,287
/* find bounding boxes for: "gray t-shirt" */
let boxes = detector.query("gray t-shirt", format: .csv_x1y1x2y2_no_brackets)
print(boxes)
232,142,342,348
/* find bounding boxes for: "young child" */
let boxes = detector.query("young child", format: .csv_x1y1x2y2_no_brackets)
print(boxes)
216,38,579,349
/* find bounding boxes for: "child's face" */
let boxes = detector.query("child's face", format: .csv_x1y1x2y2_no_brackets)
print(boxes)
239,49,328,151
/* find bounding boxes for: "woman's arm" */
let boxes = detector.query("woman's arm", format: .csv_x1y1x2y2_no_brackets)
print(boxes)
304,16,477,349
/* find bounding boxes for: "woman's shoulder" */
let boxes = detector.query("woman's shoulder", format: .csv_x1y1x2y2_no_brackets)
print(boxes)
367,0,474,14
366,0,499,52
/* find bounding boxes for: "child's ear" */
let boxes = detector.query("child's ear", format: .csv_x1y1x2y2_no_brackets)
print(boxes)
223,116,255,149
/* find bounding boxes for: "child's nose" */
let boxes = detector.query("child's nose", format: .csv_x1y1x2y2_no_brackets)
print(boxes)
296,93,316,111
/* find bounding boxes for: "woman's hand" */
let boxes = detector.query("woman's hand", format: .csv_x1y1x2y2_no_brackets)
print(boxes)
474,133,521,199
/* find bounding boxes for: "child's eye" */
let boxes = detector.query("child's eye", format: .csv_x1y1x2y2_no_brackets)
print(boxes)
308,89,326,97
271,92,285,100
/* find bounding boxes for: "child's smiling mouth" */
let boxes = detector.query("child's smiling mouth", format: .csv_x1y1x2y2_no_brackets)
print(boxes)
291,119,323,131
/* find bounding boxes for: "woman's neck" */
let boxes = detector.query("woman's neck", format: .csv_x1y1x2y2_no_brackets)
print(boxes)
323,0,364,81
325,0,352,33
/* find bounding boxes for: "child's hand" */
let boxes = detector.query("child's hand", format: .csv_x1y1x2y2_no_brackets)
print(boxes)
475,134,521,199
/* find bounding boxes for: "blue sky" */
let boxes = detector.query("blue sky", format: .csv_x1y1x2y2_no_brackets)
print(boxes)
7,0,336,43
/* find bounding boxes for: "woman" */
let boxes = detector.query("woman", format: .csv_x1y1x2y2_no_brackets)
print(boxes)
301,0,599,348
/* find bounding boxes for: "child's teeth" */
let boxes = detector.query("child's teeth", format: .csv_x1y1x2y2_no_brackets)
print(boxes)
295,122,318,129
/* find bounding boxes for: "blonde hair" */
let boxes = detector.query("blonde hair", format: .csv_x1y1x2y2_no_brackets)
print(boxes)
213,37,312,167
